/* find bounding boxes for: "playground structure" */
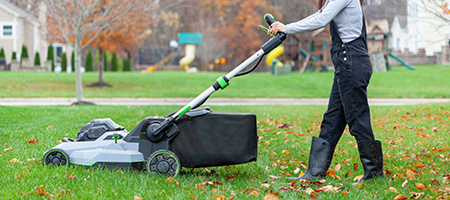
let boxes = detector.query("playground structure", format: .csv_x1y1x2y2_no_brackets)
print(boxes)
298,27,333,73
178,33,202,71
366,19,416,71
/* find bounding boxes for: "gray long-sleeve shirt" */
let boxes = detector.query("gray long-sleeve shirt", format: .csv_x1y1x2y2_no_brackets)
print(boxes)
285,0,363,43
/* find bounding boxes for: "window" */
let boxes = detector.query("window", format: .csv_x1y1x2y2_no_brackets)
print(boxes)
2,24,13,37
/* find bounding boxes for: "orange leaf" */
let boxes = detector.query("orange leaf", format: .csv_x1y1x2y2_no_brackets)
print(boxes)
263,194,279,200
357,181,364,189
8,158,23,164
248,190,259,197
265,141,270,147
353,175,364,181
189,193,197,200
18,171,24,181
166,177,176,182
394,194,407,200
443,146,450,151
353,162,359,170
3,148,14,152
212,194,226,200
281,150,291,155
406,169,416,179
28,138,39,144
415,182,426,190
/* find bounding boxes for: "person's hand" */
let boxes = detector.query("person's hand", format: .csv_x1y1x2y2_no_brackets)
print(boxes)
268,21,286,36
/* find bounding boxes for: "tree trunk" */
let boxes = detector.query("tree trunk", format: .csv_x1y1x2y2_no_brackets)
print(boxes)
74,37,84,103
89,48,112,87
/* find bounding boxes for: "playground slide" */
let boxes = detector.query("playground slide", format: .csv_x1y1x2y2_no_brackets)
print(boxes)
179,44,196,69
388,51,416,70
265,45,284,66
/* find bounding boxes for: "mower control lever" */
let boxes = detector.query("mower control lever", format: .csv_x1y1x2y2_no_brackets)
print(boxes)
152,117,174,137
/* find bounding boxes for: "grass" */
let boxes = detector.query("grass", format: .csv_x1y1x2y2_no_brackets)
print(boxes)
1,65,450,98
1,104,449,199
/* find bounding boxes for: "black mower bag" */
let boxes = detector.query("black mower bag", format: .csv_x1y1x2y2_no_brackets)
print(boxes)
171,109,258,168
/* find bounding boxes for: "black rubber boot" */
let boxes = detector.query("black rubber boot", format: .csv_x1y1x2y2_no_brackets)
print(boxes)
290,137,335,180
352,140,384,186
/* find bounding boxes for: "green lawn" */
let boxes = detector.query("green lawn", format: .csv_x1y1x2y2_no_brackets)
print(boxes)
1,104,449,199
1,65,450,98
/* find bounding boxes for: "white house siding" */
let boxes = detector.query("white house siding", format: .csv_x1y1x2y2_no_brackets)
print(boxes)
407,0,450,56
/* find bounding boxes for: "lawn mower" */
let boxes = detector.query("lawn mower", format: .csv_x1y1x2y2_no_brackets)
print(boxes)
42,14,286,176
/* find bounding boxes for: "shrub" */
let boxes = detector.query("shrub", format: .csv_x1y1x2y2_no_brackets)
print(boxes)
111,53,118,72
34,52,41,66
47,44,55,71
61,52,67,72
21,45,29,59
12,52,17,60
123,58,131,71
103,51,108,71
71,51,75,72
0,48,5,58
85,50,93,72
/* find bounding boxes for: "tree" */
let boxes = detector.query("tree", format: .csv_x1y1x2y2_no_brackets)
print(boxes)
85,50,93,72
44,0,157,104
34,52,41,66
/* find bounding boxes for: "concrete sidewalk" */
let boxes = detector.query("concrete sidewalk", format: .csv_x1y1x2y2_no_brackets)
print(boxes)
1,97,450,106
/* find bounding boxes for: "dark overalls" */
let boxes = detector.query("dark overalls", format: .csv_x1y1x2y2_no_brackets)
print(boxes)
318,16,375,147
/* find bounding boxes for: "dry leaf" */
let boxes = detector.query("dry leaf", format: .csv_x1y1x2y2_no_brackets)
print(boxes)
166,177,176,182
261,183,271,188
18,171,24,181
401,180,408,188
281,150,291,155
415,182,426,190
394,194,407,200
409,192,424,199
133,196,143,200
387,187,398,193
334,164,341,172
3,148,14,152
248,191,259,197
265,141,270,146
406,169,416,179
305,187,314,195
189,193,197,200
211,194,226,200
357,181,364,189
28,138,39,144
293,168,300,174
319,185,340,193
353,162,359,170
263,194,279,200
353,175,364,181
8,158,23,164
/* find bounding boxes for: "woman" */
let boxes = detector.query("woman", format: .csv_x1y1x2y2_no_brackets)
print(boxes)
269,0,383,185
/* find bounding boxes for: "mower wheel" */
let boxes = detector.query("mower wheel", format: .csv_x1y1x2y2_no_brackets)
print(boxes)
147,150,181,176
43,149,70,166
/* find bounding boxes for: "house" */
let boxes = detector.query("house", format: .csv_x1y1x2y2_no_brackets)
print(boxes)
0,0,50,71
406,0,450,56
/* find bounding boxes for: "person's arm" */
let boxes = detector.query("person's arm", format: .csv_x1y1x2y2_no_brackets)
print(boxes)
269,0,351,35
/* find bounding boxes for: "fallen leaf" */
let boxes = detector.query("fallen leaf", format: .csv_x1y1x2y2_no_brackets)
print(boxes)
261,183,270,188
415,182,426,190
293,168,300,174
357,181,364,189
406,169,417,179
334,164,341,172
305,187,314,195
28,138,39,144
166,177,176,182
318,185,340,193
401,180,408,188
281,150,291,155
133,196,143,200
8,158,23,164
3,148,14,152
444,186,450,192
409,192,424,199
66,173,76,180
18,171,24,181
394,194,407,200
353,162,359,170
387,187,398,193
248,191,259,197
353,175,364,181
265,141,270,146
211,194,226,200
189,193,197,200
263,194,279,200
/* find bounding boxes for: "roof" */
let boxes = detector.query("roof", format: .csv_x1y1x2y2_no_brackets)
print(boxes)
0,0,39,24
366,19,390,35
